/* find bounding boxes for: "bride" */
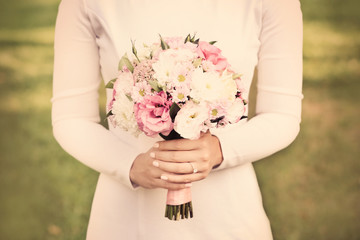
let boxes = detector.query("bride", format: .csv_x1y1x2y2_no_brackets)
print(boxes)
51,0,303,239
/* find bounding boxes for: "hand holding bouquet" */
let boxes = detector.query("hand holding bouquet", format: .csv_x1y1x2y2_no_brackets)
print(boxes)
107,34,247,220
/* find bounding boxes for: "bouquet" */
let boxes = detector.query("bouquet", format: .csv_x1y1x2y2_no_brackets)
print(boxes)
106,34,247,220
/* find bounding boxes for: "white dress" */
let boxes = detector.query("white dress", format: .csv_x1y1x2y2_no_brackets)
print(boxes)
52,0,303,239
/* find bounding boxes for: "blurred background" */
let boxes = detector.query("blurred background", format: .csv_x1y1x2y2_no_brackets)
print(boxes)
0,0,359,239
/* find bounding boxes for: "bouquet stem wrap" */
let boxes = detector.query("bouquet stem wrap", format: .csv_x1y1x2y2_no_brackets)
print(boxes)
160,131,194,221
165,188,193,220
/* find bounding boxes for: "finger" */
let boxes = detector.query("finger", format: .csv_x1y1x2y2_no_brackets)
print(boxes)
153,161,200,174
152,178,192,191
151,149,203,163
160,172,205,184
154,138,202,151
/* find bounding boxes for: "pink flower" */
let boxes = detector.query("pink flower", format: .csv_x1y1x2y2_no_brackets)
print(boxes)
107,95,115,113
134,91,174,137
132,59,155,83
196,41,230,72
165,37,197,52
165,37,185,49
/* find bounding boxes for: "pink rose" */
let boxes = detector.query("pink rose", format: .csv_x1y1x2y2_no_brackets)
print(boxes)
197,41,230,72
134,91,174,137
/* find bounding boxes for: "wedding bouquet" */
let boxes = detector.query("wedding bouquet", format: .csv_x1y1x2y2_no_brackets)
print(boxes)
106,34,247,220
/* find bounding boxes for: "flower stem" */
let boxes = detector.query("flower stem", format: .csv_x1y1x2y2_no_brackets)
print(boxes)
165,202,193,221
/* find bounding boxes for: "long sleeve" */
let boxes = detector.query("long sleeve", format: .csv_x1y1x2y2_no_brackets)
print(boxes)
51,0,139,189
212,0,303,169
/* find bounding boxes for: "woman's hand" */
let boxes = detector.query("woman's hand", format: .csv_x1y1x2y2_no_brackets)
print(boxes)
129,131,223,190
150,131,223,185
130,147,193,190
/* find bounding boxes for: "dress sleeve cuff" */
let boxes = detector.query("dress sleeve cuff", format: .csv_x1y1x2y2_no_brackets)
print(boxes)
210,120,247,171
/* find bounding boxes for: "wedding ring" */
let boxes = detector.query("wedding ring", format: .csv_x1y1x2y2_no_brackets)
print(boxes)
189,162,198,174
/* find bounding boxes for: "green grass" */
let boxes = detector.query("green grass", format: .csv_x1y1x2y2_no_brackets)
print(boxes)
254,1,360,239
0,0,98,239
0,0,359,239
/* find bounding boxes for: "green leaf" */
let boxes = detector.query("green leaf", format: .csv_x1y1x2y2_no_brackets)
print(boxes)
184,34,191,44
148,80,162,92
126,94,133,102
209,41,217,45
169,102,181,121
118,53,134,73
232,73,242,80
184,33,201,45
193,58,202,68
106,111,113,117
191,33,197,42
105,78,117,88
159,34,170,50
131,39,140,62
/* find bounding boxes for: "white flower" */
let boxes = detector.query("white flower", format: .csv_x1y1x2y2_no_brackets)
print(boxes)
167,61,193,90
171,85,191,103
137,43,161,61
110,91,140,136
208,100,231,120
174,101,210,140
190,68,238,103
162,48,198,62
136,44,152,61
114,70,134,95
152,53,177,87
152,49,197,87
226,98,246,123
201,60,217,72
219,70,238,101
131,81,152,102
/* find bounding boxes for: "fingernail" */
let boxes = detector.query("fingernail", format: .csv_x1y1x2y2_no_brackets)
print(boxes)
153,143,159,148
185,183,192,188
150,152,155,158
160,175,168,181
152,161,159,167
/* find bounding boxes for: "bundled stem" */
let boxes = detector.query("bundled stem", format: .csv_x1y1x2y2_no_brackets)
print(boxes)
165,202,193,221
